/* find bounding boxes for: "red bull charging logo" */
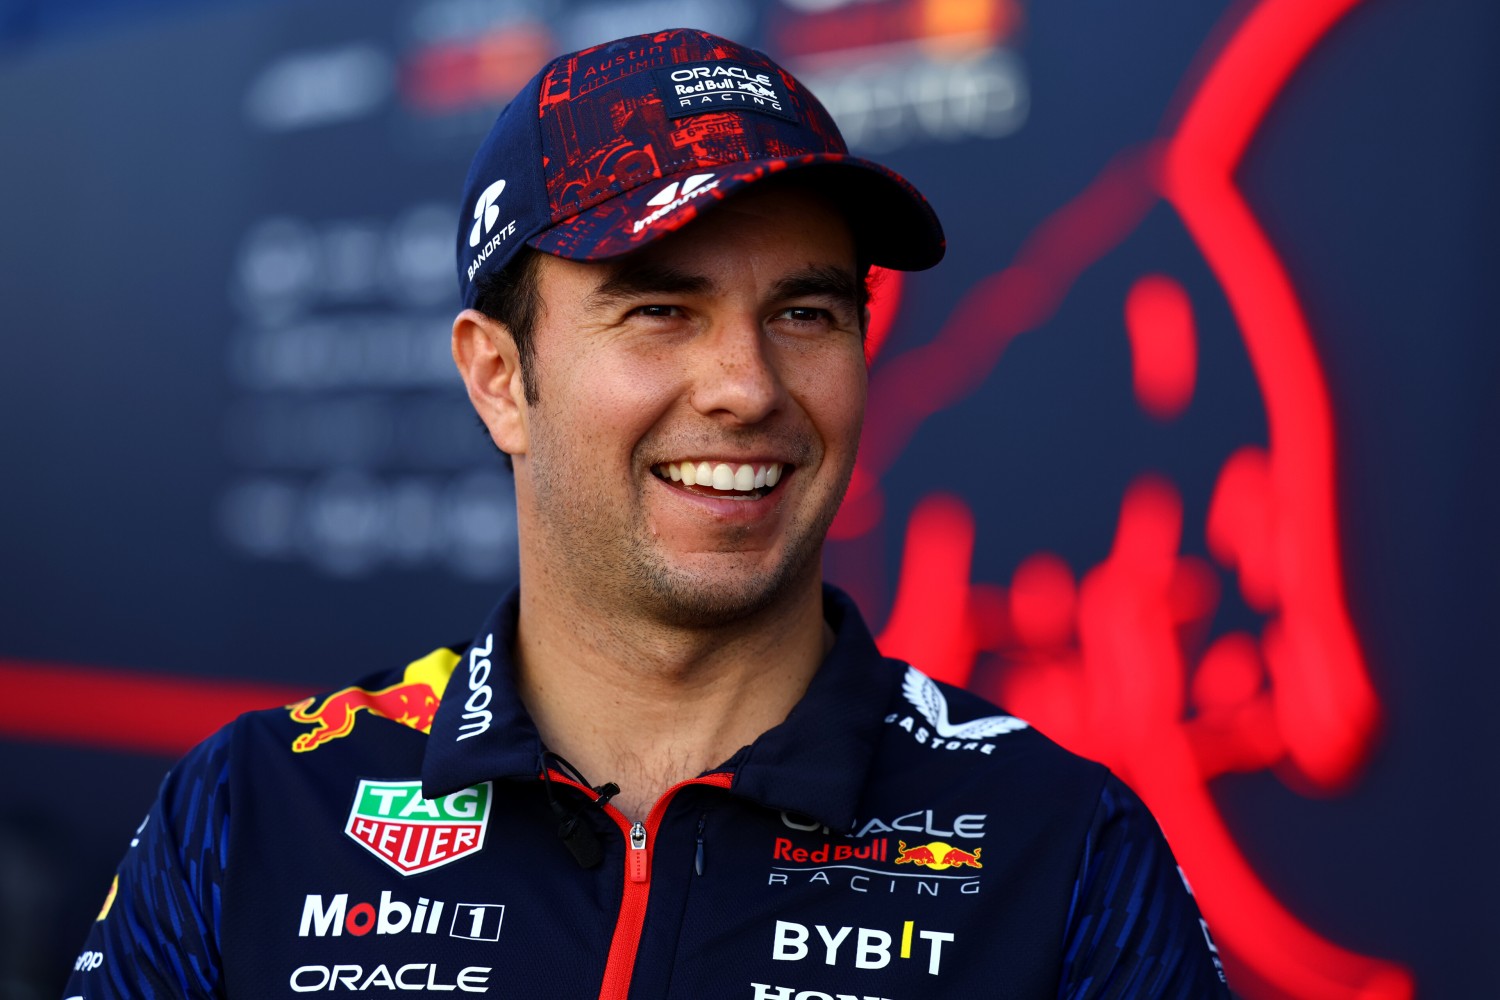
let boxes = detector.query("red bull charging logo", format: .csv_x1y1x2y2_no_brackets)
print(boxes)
893,841,982,870
288,648,458,752
825,1,1414,997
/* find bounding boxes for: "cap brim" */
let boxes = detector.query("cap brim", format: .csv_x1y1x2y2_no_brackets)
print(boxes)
528,153,945,272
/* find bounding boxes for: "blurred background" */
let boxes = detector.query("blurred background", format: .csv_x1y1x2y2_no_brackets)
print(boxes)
1,0,1494,996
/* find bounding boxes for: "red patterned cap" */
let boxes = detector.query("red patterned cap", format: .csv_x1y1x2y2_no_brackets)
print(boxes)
457,27,945,307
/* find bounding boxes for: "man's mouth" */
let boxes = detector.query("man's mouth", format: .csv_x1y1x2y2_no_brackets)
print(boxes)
651,461,786,499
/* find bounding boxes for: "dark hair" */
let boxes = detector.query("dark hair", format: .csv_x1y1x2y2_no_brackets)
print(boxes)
473,246,546,405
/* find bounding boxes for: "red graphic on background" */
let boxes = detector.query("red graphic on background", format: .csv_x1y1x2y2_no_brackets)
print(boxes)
838,1,1411,997
0,659,307,757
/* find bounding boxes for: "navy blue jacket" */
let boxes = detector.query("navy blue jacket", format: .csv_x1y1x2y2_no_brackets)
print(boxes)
66,587,1228,998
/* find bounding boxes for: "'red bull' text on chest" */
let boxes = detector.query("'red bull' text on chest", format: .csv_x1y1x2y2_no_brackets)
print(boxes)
769,810,986,898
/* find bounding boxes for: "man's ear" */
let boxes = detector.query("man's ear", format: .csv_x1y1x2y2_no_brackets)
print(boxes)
452,308,528,456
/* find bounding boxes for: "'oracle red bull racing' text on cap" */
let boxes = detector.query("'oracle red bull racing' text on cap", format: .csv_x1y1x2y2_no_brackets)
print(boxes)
455,27,946,308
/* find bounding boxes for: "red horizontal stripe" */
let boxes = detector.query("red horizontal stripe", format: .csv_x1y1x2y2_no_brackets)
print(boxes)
0,658,311,757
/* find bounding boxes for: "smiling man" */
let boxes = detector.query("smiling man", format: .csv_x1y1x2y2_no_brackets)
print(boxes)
453,180,872,824
67,28,1228,1000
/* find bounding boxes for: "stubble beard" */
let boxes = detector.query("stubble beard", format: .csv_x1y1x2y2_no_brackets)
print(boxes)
625,497,836,629
526,445,848,632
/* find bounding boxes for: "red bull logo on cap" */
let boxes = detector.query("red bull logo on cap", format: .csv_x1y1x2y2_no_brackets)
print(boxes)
287,648,459,752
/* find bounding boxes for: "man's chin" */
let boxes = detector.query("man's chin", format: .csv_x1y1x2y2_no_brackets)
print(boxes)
631,557,813,630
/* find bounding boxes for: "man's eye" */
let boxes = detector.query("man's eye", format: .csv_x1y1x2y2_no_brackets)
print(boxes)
780,307,831,324
632,304,682,319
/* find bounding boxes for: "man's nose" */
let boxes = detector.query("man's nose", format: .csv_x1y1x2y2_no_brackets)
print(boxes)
688,318,787,424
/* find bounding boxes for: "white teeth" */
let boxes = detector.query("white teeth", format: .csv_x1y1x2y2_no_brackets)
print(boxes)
655,460,787,493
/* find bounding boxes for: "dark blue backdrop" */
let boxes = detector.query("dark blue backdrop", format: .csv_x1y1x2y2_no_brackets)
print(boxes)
1,0,1494,996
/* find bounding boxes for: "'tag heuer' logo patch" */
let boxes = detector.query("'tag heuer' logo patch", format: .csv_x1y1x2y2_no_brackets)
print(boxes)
345,780,491,876
652,60,798,123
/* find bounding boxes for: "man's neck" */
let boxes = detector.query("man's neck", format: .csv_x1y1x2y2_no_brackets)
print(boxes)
512,578,830,823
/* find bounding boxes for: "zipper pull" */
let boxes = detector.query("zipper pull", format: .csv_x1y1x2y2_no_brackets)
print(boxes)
628,821,649,883
694,814,706,876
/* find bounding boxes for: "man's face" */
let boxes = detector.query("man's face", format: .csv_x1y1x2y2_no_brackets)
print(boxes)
512,182,866,628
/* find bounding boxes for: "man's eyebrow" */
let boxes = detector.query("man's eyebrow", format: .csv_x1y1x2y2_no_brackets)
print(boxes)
586,262,716,308
772,266,864,311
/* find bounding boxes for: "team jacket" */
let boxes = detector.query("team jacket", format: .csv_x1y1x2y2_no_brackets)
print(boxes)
67,587,1228,999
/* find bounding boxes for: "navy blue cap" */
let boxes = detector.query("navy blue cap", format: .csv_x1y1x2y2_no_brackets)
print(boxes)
456,27,946,309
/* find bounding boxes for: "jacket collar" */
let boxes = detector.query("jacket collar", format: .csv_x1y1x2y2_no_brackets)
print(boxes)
423,586,539,796
422,585,898,834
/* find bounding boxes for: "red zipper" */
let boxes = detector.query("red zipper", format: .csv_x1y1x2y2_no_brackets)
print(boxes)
545,769,734,1000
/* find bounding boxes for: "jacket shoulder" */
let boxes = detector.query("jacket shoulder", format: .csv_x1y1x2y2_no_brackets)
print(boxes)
225,645,463,756
875,660,1107,788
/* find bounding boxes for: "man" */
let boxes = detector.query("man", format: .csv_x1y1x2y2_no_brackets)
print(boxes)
67,28,1228,999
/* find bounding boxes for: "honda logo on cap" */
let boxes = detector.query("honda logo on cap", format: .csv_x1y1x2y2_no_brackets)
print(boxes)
645,173,717,207
633,173,721,233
